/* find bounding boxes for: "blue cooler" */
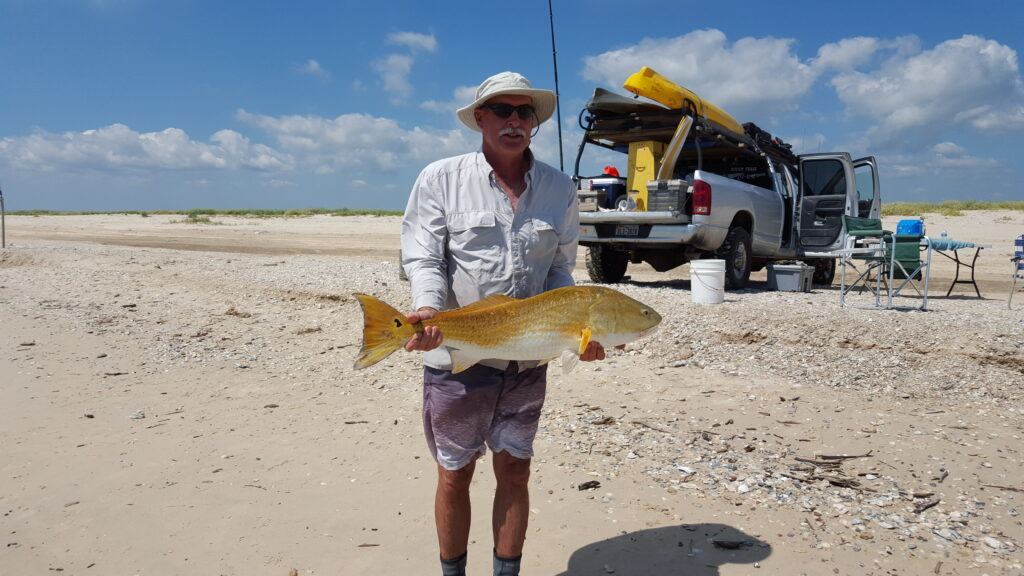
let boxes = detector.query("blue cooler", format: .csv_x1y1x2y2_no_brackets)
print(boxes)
896,218,925,236
587,177,627,209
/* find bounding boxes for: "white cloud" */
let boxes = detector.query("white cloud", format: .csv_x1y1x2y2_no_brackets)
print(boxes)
296,59,329,79
783,133,828,155
236,109,474,172
0,123,291,172
387,31,437,53
373,53,415,104
582,29,817,119
373,31,438,105
932,141,965,156
421,85,477,114
812,37,882,71
831,35,1024,147
266,179,296,188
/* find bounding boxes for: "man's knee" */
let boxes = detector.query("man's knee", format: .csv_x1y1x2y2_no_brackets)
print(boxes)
438,463,475,493
493,452,531,488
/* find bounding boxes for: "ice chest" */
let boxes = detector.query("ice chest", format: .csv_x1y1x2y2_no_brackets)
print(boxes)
768,263,813,292
896,218,925,236
581,177,626,209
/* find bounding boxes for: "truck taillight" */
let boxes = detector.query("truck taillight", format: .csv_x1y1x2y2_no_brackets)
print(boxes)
692,180,711,215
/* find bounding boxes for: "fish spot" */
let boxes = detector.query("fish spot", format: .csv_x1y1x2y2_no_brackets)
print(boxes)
394,319,403,328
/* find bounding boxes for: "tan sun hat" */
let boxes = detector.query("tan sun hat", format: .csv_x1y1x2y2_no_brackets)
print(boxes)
456,71,557,132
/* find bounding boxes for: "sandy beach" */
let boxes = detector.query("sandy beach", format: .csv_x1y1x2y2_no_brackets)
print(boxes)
1,212,1022,575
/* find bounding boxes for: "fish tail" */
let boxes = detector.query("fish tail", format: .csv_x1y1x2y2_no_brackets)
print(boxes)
352,293,419,369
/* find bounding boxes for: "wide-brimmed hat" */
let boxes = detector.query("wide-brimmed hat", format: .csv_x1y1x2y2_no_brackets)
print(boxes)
456,71,556,132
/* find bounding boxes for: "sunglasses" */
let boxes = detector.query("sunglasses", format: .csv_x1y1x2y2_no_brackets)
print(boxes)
479,103,536,120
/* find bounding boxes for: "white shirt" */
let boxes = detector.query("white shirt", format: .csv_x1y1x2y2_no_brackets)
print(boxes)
401,150,579,370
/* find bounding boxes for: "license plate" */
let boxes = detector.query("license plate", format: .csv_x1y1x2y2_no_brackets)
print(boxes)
614,224,639,237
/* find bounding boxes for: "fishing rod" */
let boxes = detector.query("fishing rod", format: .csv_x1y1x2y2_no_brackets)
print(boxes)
0,183,5,249
547,0,564,171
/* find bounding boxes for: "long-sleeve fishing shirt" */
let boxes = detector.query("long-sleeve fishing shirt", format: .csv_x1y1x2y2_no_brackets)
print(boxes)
401,150,579,370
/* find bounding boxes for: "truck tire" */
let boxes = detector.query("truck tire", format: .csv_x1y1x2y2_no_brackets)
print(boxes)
715,227,752,290
809,258,835,286
586,246,628,284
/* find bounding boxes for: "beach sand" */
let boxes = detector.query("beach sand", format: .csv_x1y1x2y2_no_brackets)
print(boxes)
1,213,1022,575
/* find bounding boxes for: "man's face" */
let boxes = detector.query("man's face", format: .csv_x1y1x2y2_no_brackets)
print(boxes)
474,94,535,158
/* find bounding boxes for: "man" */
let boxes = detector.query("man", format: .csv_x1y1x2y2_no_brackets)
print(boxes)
400,71,608,576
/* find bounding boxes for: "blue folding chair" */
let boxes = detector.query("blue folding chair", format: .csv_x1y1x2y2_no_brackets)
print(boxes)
1011,234,1024,309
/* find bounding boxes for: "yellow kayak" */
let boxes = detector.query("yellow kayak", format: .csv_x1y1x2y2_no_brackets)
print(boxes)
623,66,744,135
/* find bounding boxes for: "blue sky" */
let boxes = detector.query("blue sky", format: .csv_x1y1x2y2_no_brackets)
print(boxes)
1,0,1022,211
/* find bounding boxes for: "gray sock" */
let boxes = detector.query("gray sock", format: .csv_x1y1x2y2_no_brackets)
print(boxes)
441,551,467,576
493,549,521,576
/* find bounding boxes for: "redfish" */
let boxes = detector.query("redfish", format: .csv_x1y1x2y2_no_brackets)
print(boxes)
353,286,662,373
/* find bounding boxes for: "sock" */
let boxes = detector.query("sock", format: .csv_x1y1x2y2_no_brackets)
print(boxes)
440,551,467,576
493,549,522,576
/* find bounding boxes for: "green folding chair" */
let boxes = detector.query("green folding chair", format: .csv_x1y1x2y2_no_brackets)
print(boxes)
838,215,889,307
885,231,931,311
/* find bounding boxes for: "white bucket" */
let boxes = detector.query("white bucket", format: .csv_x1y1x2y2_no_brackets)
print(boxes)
690,259,726,305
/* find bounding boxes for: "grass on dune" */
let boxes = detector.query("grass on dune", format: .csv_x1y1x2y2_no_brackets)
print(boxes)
882,201,1024,217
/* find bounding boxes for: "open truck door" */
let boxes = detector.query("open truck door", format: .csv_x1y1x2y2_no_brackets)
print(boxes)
853,156,881,219
797,152,857,253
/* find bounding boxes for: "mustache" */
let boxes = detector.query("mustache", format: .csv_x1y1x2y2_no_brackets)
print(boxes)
499,127,527,137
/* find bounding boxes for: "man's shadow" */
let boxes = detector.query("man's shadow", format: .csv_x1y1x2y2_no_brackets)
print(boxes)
556,523,771,576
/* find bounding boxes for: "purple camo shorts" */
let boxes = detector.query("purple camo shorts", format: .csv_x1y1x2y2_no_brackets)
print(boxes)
422,362,548,470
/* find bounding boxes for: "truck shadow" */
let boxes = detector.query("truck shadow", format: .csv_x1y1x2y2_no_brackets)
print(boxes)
554,523,770,576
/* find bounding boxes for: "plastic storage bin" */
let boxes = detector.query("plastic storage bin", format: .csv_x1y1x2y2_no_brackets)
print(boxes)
768,263,813,292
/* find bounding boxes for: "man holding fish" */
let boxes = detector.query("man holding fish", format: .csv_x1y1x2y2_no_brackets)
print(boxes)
386,71,658,576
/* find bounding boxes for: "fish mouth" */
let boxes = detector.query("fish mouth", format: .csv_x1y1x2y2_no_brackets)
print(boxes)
639,325,661,339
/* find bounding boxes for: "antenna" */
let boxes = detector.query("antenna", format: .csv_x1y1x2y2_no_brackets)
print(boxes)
547,0,564,171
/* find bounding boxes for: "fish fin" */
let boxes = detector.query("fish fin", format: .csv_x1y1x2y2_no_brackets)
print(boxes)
352,293,418,370
560,349,579,374
448,348,478,374
578,327,592,356
451,294,516,313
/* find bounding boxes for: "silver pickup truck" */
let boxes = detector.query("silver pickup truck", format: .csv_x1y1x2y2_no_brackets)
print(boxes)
574,88,881,289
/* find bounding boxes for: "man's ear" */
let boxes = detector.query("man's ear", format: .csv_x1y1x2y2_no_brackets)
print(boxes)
474,108,484,129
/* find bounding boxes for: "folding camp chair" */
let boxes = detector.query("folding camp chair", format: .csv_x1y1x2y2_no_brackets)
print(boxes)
884,228,931,311
1011,234,1024,310
838,215,888,307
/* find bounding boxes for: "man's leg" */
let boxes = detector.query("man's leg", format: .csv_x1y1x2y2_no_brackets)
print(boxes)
492,450,532,557
436,460,476,561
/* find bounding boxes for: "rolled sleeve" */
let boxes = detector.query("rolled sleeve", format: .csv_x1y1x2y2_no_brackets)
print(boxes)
545,178,579,290
401,171,448,311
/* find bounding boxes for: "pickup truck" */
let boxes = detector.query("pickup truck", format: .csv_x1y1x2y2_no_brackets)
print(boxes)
574,71,882,289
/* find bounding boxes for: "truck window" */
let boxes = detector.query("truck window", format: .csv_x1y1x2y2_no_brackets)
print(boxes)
802,159,846,197
683,150,772,189
854,164,875,217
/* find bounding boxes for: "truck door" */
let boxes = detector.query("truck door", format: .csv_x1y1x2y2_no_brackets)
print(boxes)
853,156,881,219
797,153,856,252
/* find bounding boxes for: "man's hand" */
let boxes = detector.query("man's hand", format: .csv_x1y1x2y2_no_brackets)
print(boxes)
579,342,627,362
404,307,443,352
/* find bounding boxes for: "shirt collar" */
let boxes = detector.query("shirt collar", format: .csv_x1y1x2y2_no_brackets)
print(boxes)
479,148,536,184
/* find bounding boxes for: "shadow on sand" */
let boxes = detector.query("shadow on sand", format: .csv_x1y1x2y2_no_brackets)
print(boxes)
555,523,770,576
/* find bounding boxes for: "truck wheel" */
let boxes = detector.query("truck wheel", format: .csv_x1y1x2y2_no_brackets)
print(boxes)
586,246,628,284
715,227,752,290
809,258,835,286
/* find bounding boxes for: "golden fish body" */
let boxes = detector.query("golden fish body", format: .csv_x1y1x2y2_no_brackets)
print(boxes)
353,286,662,373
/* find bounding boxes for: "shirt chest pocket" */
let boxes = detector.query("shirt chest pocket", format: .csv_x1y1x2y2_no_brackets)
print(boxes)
447,212,501,254
524,217,558,258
